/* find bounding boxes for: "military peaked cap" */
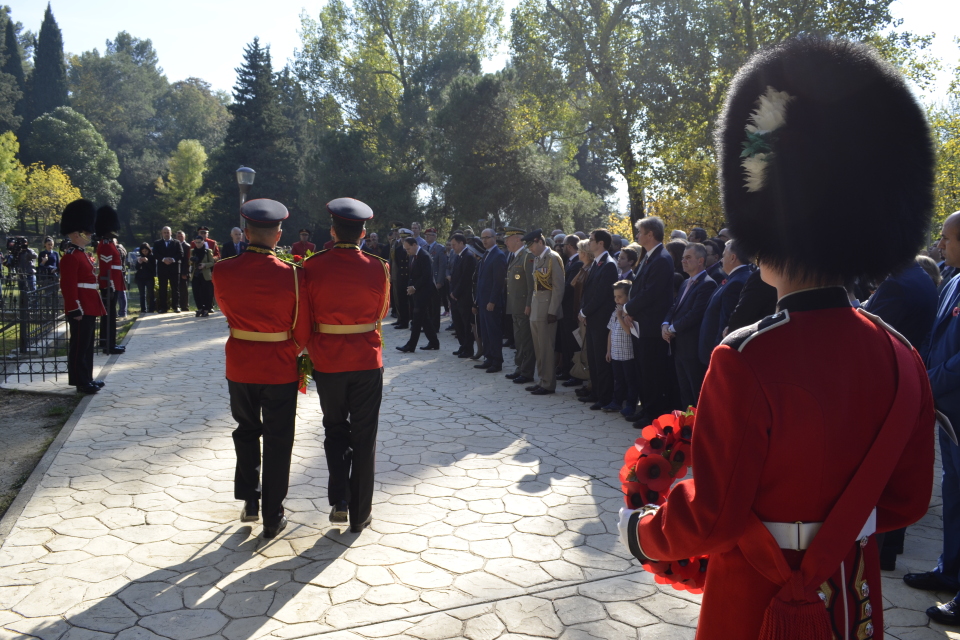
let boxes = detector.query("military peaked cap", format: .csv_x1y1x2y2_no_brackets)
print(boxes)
240,199,289,228
327,198,373,224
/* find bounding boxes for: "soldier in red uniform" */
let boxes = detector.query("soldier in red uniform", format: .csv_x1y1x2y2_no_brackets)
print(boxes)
291,229,316,256
303,198,390,533
198,226,220,259
619,38,937,639
95,206,126,355
213,199,311,539
59,199,107,395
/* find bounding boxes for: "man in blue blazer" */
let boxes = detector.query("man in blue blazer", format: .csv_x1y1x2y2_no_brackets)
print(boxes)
662,243,717,410
698,240,754,366
624,217,676,425
904,211,960,623
578,229,620,409
474,228,508,372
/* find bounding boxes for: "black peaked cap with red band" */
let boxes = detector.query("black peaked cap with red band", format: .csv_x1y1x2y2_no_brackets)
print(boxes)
327,198,373,224
240,199,289,228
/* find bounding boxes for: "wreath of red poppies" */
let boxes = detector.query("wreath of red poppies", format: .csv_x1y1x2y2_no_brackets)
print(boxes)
620,407,708,594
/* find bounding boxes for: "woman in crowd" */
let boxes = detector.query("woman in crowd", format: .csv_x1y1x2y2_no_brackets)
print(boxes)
37,237,59,280
190,235,216,317
134,242,156,313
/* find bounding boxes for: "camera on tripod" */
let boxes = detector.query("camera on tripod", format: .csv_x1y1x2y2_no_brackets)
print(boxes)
4,236,28,274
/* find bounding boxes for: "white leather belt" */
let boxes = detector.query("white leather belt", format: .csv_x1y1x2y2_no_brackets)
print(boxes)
763,508,876,551
78,283,98,289
111,265,123,270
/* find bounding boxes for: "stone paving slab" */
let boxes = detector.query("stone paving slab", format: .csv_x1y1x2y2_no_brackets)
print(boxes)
0,311,949,639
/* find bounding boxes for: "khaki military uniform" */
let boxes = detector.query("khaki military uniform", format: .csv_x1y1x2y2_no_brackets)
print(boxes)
505,246,536,378
529,246,566,391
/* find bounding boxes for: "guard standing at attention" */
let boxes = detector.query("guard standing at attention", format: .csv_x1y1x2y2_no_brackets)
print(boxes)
524,229,565,395
304,198,390,533
213,199,311,540
503,227,536,385
619,38,936,639
59,199,106,394
95,206,126,355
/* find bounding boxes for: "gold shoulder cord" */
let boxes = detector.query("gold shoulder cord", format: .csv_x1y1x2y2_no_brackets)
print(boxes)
291,266,300,348
377,260,390,347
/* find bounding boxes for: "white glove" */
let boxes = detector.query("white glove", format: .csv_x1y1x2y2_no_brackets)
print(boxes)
618,507,636,551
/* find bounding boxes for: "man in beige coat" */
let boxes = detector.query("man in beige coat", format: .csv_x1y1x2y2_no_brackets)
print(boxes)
524,229,565,394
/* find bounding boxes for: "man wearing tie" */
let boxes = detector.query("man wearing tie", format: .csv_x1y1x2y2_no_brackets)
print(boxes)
662,243,717,409
153,226,183,313
474,228,507,372
221,227,248,259
449,233,477,358
578,228,619,410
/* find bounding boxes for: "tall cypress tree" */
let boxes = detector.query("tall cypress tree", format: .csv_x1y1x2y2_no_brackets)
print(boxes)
209,38,298,236
28,3,67,121
2,18,26,129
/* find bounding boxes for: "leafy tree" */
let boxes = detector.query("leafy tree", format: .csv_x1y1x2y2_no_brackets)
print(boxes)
154,139,214,231
26,3,67,123
18,162,81,234
28,106,122,206
69,32,169,236
931,52,960,229
208,38,297,234
155,78,231,154
0,17,25,131
0,181,14,232
0,129,26,205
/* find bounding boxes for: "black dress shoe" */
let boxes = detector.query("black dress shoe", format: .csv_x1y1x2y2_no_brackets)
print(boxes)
458,351,471,359
562,378,582,387
76,382,100,395
531,388,555,395
469,352,482,360
927,599,960,625
505,372,521,380
504,342,515,349
625,412,644,422
485,364,502,373
396,345,415,353
904,571,956,592
474,361,491,369
420,344,440,350
525,385,541,392
512,375,534,384
330,501,348,524
575,386,591,397
578,395,598,403
393,324,409,330
92,380,105,388
556,372,571,381
262,516,287,539
240,500,259,523
195,310,202,317
453,349,465,355
350,514,372,533
108,348,126,354
589,402,604,410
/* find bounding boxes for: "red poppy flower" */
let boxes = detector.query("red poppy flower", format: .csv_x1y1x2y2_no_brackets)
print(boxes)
635,456,673,492
669,441,692,478
636,435,667,457
621,481,647,509
954,307,959,317
292,254,304,263
624,445,642,468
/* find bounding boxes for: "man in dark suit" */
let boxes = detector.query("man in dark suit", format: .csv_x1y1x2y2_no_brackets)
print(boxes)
474,228,508,372
624,217,675,425
153,226,183,313
391,228,412,329
703,239,725,282
221,227,248,259
578,228,619,410
559,235,583,384
449,233,476,357
662,243,717,410
175,230,192,312
698,239,754,366
397,238,439,352
725,267,778,333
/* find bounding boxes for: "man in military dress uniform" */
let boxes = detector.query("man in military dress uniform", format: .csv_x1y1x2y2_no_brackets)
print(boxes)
292,229,316,256
390,226,412,329
59,199,106,394
620,38,936,639
95,206,126,355
524,229,565,395
213,199,311,539
304,198,390,533
503,227,536,385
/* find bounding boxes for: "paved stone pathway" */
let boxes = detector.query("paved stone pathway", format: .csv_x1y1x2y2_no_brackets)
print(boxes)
0,312,950,639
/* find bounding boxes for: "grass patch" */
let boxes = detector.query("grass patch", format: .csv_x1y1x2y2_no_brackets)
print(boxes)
46,405,70,417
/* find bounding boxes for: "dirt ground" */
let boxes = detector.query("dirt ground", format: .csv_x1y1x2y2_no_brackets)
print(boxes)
0,389,81,518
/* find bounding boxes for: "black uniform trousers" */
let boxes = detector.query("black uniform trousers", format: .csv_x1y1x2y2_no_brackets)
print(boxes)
99,289,117,352
157,267,179,312
179,275,190,311
393,282,410,328
634,336,671,424
560,316,580,376
68,315,96,388
406,297,439,348
451,297,474,353
429,286,442,333
192,276,213,312
228,380,298,527
316,368,383,527
585,327,613,405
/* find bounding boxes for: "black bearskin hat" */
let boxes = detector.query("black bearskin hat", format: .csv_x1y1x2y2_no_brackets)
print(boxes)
95,205,121,238
717,37,933,283
60,199,97,236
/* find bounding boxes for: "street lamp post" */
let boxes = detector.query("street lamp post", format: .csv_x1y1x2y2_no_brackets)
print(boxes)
236,167,256,228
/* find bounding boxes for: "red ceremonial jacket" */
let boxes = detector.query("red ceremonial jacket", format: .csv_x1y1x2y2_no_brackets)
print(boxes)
204,238,220,259
304,243,390,373
291,241,316,256
213,246,311,384
96,241,126,291
635,287,934,640
60,245,106,317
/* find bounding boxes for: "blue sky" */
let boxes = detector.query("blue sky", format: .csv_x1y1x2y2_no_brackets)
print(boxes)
11,0,960,102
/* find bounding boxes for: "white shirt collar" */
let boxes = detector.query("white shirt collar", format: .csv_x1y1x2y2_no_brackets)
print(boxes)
513,247,524,258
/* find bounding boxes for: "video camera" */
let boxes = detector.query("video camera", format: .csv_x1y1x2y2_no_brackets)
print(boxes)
4,236,27,273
